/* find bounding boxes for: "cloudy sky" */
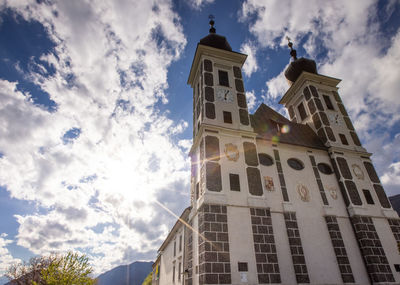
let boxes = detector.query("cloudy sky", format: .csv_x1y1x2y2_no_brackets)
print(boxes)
0,0,399,280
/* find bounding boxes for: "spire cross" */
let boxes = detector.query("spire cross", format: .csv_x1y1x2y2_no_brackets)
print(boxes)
208,14,216,34
286,36,297,60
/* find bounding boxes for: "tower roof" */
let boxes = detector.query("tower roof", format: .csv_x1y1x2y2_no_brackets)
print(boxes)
198,16,232,52
284,38,318,84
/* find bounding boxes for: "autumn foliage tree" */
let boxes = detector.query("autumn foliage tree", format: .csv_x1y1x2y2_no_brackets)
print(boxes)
5,252,96,285
142,272,152,285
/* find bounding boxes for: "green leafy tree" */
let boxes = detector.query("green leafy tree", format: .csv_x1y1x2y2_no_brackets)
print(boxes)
142,271,152,285
6,252,96,285
39,252,96,285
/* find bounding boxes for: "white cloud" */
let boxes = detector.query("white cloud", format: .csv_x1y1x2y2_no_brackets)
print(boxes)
381,162,400,189
263,69,288,101
240,41,258,77
186,0,215,10
0,0,188,274
0,233,21,274
241,0,400,198
245,90,257,112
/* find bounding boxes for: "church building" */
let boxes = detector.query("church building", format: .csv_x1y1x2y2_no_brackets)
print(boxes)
152,19,400,285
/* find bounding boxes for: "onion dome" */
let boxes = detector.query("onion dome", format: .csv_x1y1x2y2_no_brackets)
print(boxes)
284,38,317,84
199,16,232,52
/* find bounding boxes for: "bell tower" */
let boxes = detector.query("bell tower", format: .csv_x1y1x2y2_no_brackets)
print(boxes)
185,18,269,285
187,18,257,207
279,40,397,284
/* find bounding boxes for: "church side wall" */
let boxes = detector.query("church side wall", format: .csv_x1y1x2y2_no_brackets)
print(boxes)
159,226,185,285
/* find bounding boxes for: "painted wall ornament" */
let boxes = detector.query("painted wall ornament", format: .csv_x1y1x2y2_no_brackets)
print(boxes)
352,164,364,180
297,184,310,202
224,143,239,161
264,176,275,191
328,187,338,200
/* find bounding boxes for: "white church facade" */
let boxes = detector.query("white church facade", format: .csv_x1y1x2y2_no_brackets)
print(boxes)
152,20,400,285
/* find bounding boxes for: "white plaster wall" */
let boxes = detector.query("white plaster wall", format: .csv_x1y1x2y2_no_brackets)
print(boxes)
226,206,258,285
297,210,342,284
159,227,185,285
373,217,400,283
271,212,296,284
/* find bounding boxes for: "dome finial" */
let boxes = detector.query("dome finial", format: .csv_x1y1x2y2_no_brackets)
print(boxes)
208,14,216,34
286,36,297,60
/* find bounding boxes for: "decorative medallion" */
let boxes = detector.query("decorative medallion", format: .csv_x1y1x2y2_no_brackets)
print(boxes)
264,176,275,191
328,187,338,200
297,184,310,202
352,164,364,180
224,143,239,161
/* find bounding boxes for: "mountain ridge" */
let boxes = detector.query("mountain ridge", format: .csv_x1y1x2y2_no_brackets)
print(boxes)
96,260,153,285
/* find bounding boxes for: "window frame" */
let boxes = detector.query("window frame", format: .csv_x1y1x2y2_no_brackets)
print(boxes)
297,102,308,121
223,111,233,124
362,189,375,204
323,95,335,110
339,133,349,145
218,70,229,87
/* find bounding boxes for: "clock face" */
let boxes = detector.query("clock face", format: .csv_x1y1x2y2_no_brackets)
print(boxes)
328,113,343,125
216,88,233,103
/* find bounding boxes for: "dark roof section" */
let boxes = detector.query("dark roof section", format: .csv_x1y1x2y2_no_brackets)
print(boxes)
389,194,400,216
199,33,232,51
284,57,317,83
252,103,326,150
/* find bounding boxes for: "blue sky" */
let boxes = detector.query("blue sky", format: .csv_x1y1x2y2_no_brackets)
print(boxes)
0,0,399,280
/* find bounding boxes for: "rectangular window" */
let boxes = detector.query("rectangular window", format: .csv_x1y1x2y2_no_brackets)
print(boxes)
195,183,199,200
178,262,181,281
229,173,240,191
179,235,182,252
238,262,248,272
223,111,232,124
173,241,176,256
218,70,229,87
297,102,307,121
339,133,349,145
323,95,334,110
363,189,375,204
172,265,175,282
395,264,400,272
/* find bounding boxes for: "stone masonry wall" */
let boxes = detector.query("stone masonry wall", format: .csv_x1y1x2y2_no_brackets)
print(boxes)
198,204,231,284
325,216,354,283
351,216,395,283
284,212,310,283
388,218,400,243
250,207,281,284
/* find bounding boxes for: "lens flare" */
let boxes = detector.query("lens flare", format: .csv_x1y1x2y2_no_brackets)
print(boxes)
272,135,280,143
281,125,290,134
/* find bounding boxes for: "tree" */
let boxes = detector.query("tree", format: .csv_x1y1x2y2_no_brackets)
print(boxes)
6,252,97,285
142,272,152,285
